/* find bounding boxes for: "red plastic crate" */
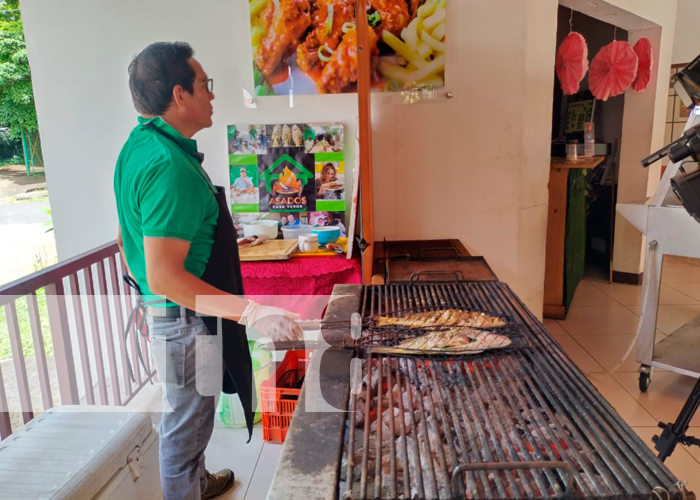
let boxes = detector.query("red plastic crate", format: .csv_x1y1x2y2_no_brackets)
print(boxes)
260,350,310,444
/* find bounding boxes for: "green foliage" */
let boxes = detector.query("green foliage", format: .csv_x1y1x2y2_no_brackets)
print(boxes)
0,1,20,22
0,126,22,160
0,288,54,361
0,154,21,166
0,2,37,138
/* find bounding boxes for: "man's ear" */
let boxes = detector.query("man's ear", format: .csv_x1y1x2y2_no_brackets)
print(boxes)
171,84,187,110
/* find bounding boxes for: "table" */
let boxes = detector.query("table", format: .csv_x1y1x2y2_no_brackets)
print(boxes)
241,255,362,297
544,156,606,319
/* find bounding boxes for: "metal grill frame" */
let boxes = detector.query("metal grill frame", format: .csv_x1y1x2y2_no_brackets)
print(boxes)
340,283,687,500
265,283,692,500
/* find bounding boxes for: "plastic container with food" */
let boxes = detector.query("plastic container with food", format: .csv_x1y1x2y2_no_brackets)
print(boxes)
281,224,312,239
242,220,279,239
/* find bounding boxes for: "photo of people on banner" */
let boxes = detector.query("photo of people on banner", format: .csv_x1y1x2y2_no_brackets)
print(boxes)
229,122,346,216
315,161,345,212
230,165,259,213
309,211,347,236
228,124,267,154
305,123,343,153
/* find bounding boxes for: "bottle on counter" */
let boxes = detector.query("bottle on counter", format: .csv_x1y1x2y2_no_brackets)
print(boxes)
584,122,595,157
567,140,579,162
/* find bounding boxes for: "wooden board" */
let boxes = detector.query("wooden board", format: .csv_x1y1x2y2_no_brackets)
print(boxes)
543,168,569,316
550,156,606,170
239,239,298,262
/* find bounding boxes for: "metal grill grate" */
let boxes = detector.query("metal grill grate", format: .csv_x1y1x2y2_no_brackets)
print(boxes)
340,283,684,500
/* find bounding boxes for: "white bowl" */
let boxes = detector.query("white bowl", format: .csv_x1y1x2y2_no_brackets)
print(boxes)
242,220,279,239
281,224,312,239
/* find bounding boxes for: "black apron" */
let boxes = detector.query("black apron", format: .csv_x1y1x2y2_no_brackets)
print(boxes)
200,186,255,440
143,122,255,440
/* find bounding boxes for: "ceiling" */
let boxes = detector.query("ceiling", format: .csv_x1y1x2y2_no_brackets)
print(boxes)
559,0,661,31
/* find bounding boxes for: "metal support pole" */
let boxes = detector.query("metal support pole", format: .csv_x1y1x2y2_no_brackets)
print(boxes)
654,375,700,461
21,128,30,176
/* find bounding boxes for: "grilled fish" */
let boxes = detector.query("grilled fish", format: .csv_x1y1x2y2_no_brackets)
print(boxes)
374,309,507,329
396,327,512,352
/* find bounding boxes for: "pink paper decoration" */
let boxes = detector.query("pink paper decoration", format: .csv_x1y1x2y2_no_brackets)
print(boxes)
555,32,589,95
631,37,653,92
589,40,638,101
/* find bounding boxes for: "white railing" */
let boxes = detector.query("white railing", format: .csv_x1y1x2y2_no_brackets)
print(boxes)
0,241,155,439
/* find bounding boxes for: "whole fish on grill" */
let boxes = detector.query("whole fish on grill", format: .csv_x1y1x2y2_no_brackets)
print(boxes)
373,309,507,329
394,327,512,353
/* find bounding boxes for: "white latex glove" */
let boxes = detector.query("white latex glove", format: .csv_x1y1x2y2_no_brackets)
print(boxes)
239,301,303,342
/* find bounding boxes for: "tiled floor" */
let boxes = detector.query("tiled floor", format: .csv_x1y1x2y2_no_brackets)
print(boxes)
128,383,284,500
544,255,700,494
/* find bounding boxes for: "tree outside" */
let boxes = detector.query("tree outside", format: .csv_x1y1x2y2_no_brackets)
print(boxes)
0,1,55,362
0,0,42,171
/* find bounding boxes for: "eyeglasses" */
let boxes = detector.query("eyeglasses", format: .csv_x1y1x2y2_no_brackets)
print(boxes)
194,78,214,93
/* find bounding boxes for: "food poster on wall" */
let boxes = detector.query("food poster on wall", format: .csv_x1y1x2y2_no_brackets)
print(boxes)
229,122,347,216
248,0,447,96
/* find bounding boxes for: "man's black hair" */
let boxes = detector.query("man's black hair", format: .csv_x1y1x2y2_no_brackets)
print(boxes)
128,42,195,116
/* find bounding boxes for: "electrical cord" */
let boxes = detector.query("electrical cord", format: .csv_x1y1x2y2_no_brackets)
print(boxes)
122,274,154,385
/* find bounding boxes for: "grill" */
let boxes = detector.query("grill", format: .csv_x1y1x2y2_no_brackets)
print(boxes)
267,282,694,500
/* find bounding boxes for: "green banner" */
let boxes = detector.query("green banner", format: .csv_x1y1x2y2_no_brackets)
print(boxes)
231,203,259,213
314,152,345,162
230,154,258,166
316,200,345,212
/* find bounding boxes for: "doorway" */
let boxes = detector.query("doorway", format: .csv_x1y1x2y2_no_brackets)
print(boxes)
548,6,627,310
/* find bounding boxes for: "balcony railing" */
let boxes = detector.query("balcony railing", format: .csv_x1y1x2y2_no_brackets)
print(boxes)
0,241,155,439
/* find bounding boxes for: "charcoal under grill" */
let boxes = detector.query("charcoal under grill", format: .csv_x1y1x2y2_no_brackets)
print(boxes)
267,282,694,500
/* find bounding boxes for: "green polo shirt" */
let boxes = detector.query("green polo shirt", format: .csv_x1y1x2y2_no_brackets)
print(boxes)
114,116,219,306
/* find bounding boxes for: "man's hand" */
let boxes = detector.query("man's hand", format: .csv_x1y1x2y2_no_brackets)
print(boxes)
239,302,303,342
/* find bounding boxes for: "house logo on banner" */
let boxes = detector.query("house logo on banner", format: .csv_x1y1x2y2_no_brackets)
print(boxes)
229,123,348,233
262,154,314,212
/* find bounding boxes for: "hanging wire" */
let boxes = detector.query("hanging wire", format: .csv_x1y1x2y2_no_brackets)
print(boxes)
569,7,574,32
613,14,618,40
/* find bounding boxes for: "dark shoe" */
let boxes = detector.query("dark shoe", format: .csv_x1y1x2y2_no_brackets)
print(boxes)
201,469,235,500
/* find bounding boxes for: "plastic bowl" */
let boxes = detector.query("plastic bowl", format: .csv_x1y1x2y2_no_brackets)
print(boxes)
312,226,340,245
281,224,312,239
242,220,279,239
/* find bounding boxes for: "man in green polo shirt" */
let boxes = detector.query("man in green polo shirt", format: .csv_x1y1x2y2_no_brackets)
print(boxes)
115,42,302,500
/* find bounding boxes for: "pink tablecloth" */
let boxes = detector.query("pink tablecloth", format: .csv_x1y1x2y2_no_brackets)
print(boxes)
241,255,362,296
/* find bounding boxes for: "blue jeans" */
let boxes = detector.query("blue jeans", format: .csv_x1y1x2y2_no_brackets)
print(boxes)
148,315,221,500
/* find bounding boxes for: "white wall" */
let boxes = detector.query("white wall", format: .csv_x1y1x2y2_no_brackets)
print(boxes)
21,0,676,317
610,1,677,277
22,0,560,317
673,0,700,64
372,0,558,315
20,0,357,261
